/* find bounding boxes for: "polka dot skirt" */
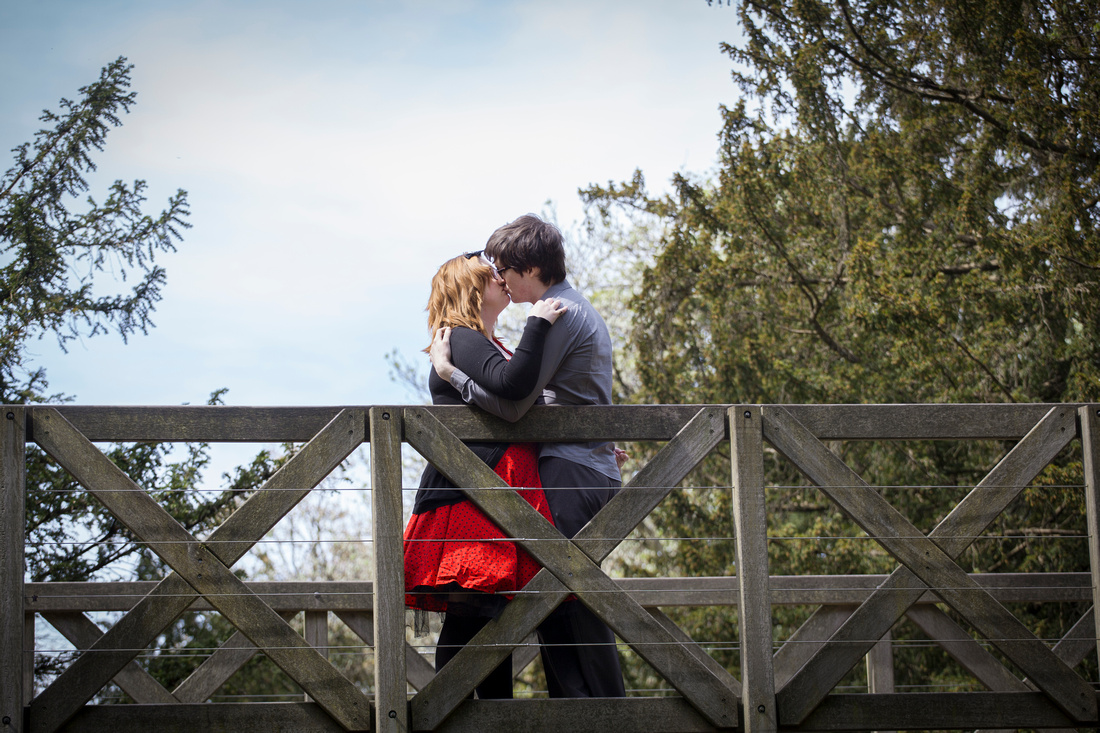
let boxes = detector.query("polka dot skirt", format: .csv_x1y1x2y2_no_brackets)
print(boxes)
403,442,554,613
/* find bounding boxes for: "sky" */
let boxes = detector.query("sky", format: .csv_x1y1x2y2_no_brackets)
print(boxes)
1,0,740,411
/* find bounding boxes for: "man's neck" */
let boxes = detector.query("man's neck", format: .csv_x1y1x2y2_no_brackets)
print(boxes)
526,280,552,303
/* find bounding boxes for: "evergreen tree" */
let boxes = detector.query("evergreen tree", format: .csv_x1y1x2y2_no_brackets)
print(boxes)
1,56,188,404
1,59,288,696
585,0,1099,692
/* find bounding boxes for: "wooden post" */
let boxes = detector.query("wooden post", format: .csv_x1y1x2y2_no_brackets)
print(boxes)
865,631,894,693
370,408,407,732
866,630,896,733
305,611,329,659
731,406,777,732
1,407,25,732
304,611,329,703
23,613,34,706
1081,405,1100,673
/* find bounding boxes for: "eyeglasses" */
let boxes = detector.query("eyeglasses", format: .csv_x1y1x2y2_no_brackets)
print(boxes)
463,250,510,279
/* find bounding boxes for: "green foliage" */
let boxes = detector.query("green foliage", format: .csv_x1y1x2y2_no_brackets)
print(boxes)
141,612,303,702
585,0,1099,693
136,454,377,701
0,60,303,697
0,58,237,588
0,55,189,403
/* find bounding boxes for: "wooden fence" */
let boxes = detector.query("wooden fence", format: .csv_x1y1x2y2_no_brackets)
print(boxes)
2,403,1099,732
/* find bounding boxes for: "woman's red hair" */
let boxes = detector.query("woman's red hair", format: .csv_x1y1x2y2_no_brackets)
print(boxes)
425,255,493,352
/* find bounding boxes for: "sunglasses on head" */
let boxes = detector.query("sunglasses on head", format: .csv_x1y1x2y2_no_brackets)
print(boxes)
463,250,512,278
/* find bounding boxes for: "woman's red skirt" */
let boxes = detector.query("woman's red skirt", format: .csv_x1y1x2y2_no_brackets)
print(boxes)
403,442,553,613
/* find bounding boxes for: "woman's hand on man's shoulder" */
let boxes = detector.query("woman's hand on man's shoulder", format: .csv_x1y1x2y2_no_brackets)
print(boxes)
530,298,567,324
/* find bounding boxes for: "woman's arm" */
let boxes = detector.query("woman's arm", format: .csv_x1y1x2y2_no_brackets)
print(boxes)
442,310,576,422
445,317,552,401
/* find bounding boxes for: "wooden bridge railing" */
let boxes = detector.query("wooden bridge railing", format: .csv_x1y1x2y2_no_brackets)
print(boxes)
2,403,1099,732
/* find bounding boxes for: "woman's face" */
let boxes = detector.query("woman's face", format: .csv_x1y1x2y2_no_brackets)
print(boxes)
481,274,511,317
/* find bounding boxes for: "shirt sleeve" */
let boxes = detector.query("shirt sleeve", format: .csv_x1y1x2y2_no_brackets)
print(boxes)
451,312,574,422
449,316,553,401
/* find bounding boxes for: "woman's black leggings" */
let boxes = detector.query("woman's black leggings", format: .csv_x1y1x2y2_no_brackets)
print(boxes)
435,614,514,699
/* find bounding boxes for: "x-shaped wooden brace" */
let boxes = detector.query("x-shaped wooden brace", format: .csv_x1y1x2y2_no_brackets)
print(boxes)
763,405,1097,725
40,612,179,704
403,406,740,730
27,408,371,733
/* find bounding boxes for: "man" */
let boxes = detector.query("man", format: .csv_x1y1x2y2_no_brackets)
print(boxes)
430,213,627,698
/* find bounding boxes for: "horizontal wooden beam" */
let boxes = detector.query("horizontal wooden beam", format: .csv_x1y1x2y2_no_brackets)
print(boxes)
35,692,1100,733
799,691,1087,730
776,403,1068,441
427,697,715,732
24,581,376,612
23,572,1090,612
766,572,1092,605
13,403,1072,442
51,701,347,732
30,406,346,443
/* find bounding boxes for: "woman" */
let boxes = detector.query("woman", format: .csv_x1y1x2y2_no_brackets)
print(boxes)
403,251,565,699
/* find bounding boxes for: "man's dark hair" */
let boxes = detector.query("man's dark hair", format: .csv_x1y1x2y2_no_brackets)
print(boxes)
483,214,567,285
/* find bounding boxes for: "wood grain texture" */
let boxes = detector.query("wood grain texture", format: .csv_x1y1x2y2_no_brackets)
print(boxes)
6,400,1096,733
432,697,716,733
41,612,177,704
369,407,408,733
30,408,372,731
52,698,718,733
409,406,738,730
731,406,776,733
23,612,34,706
407,407,737,728
772,605,854,689
905,605,1030,692
799,692,1089,731
1,406,24,733
26,408,368,733
776,403,1066,440
1082,406,1100,670
21,572,1088,613
55,702,348,733
41,406,343,442
971,608,1100,733
1051,606,1097,668
336,610,438,692
32,402,1067,442
511,633,541,679
765,405,1094,722
24,581,375,612
766,572,1091,606
304,612,329,658
771,405,1083,724
28,692,1100,733
864,631,894,695
172,627,263,703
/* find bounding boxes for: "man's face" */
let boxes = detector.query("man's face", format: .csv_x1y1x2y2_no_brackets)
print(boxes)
499,266,542,304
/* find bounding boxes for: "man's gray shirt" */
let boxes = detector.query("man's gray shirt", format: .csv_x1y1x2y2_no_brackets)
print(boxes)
449,279,620,481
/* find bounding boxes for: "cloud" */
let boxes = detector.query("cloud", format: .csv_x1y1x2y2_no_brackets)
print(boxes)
2,0,738,406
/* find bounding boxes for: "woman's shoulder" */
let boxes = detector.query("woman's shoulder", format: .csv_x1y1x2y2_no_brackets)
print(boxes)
449,325,491,348
450,325,486,338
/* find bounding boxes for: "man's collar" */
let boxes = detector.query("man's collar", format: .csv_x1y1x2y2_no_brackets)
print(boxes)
544,279,571,297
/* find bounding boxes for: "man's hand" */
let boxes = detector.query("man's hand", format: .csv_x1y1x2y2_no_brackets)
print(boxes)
613,446,629,471
530,297,567,324
430,327,456,381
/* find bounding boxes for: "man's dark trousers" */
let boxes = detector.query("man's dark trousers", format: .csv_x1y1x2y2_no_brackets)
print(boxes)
536,456,627,698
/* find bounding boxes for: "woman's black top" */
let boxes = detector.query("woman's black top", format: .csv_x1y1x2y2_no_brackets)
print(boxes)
412,316,551,514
